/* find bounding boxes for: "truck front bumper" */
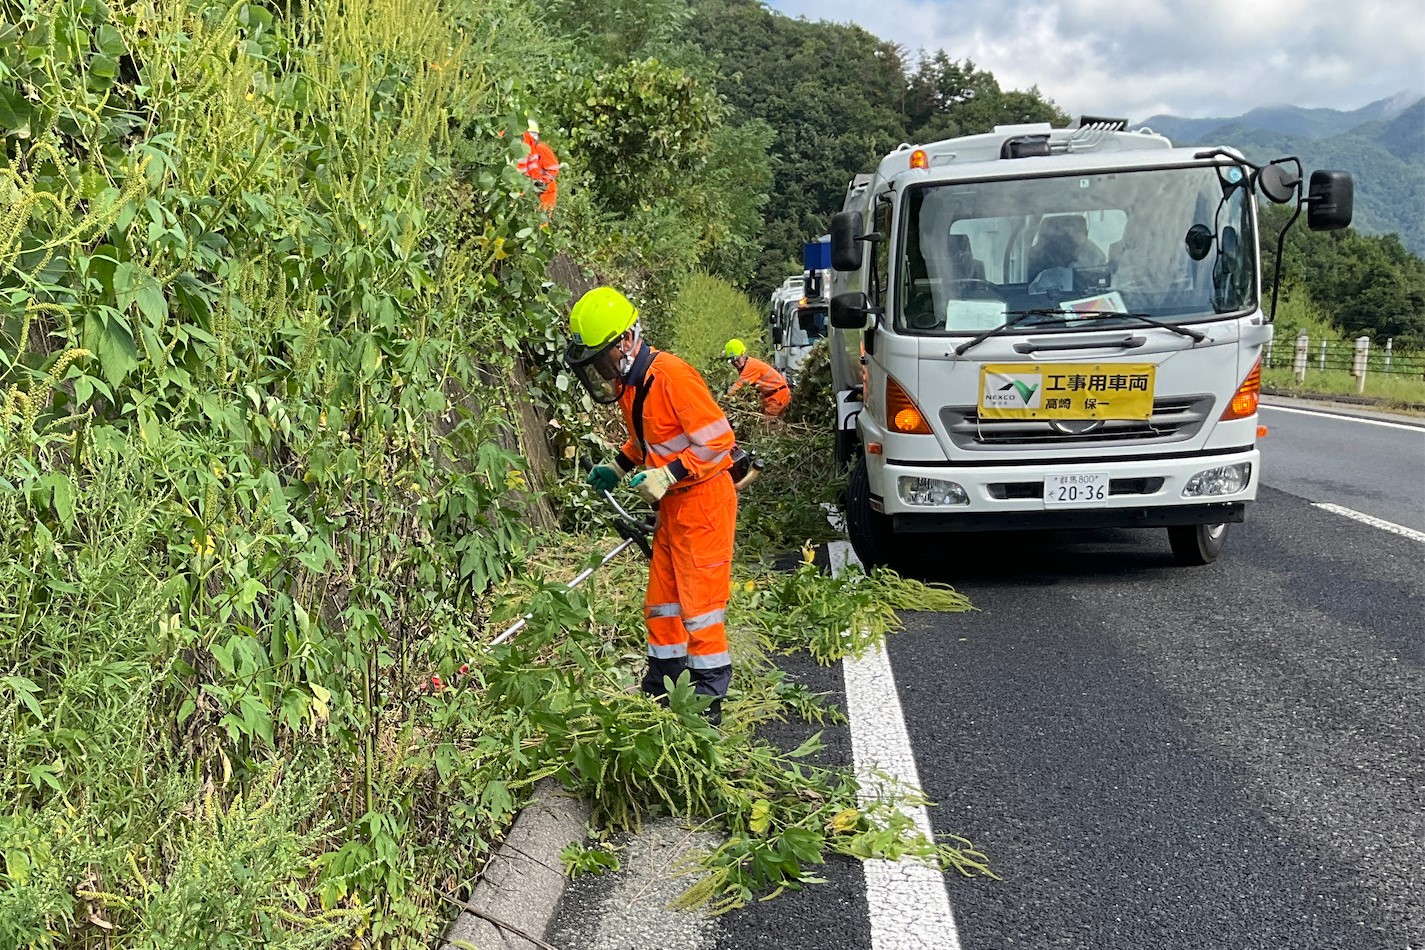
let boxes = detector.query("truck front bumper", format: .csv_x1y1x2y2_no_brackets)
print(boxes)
874,448,1259,533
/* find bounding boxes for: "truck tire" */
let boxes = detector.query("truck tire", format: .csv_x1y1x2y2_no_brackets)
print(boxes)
846,456,897,569
1167,522,1229,566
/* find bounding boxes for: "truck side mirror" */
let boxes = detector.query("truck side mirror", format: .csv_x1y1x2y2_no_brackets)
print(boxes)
1307,170,1353,231
831,211,865,271
1256,161,1300,204
830,292,872,329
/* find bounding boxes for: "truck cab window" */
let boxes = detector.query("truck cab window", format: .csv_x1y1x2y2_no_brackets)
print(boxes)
897,168,1257,334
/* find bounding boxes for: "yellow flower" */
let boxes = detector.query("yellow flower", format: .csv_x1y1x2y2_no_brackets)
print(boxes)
192,533,216,558
743,580,756,592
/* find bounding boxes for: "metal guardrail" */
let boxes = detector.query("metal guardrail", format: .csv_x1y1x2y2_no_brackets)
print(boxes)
1265,333,1425,384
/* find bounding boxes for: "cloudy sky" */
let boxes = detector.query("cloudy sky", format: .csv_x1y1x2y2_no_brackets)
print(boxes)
764,0,1425,121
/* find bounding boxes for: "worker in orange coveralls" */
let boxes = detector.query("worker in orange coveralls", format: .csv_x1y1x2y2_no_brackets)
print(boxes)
566,287,737,724
723,339,791,418
517,120,561,211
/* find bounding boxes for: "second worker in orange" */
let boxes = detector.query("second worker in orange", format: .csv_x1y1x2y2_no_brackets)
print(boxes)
723,338,791,418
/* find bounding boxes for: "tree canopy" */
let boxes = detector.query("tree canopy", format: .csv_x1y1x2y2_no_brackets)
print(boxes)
686,0,1069,294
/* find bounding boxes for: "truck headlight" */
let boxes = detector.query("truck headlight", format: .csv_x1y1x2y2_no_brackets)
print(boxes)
1182,462,1252,498
898,476,969,506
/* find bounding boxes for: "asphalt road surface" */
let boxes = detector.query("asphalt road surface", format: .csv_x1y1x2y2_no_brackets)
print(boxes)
555,402,1425,950
1257,399,1425,533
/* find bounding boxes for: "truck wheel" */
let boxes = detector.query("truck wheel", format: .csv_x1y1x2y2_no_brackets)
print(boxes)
846,456,897,569
1167,522,1229,566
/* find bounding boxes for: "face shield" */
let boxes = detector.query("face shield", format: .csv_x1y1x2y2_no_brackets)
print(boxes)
565,326,639,404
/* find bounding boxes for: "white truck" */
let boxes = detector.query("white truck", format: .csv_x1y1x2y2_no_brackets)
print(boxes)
828,119,1353,567
768,275,808,383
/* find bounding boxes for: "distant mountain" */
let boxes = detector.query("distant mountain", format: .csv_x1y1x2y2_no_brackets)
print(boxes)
1138,91,1422,142
1134,93,1425,257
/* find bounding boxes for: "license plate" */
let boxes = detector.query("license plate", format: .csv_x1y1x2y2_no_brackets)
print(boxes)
1044,473,1110,507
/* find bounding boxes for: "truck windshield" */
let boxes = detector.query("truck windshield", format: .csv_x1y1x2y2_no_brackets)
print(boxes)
896,166,1257,335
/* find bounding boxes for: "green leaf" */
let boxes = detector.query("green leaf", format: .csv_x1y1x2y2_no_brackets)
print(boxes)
0,87,33,137
114,262,166,326
87,312,139,389
96,24,125,56
2,675,43,718
28,764,63,793
50,473,75,529
89,54,118,80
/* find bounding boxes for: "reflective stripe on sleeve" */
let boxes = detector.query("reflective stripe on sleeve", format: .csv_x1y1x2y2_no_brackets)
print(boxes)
648,642,689,659
682,609,726,633
688,418,733,444
645,603,681,619
649,434,692,456
690,444,731,463
687,651,732,669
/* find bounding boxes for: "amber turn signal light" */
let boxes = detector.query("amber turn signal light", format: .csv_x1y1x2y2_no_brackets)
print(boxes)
1221,358,1262,421
886,376,933,434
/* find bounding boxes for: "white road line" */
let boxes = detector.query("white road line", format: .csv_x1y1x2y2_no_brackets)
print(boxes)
1312,503,1425,544
829,541,962,950
1259,404,1425,433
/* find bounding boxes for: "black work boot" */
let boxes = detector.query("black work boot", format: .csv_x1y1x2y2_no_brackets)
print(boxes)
642,656,687,703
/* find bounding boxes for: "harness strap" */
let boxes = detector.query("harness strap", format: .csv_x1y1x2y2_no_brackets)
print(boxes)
627,344,657,457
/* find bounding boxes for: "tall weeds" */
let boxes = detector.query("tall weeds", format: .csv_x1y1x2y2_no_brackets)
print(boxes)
0,0,581,942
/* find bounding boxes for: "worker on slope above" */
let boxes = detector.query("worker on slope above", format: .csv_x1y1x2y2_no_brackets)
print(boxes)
566,287,738,723
723,339,791,419
517,119,562,211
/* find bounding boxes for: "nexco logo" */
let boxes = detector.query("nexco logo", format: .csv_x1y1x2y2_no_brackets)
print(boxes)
983,373,1042,408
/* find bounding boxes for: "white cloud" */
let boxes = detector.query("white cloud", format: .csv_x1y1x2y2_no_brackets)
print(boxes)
765,0,1425,121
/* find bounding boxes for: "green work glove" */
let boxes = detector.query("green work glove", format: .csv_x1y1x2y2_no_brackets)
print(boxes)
587,463,623,492
630,466,678,504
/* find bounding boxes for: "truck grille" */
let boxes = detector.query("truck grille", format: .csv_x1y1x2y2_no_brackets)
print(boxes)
939,395,1214,449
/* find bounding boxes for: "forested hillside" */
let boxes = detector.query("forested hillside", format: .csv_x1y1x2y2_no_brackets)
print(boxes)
1140,94,1425,257
686,0,1068,294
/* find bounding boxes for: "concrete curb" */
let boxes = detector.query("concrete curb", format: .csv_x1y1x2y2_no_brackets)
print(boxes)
442,778,589,950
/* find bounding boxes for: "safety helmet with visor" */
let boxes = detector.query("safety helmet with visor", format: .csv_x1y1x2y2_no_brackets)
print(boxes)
566,287,641,404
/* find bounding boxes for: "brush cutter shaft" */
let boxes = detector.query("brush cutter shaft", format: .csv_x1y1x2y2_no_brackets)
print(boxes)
487,537,638,648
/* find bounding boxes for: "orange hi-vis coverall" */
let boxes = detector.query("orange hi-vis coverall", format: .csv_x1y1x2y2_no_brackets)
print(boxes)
517,131,561,210
729,356,791,417
614,344,738,701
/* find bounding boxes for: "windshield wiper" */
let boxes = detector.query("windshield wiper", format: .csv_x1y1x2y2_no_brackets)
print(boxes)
954,308,1205,356
953,308,1067,356
1068,310,1207,342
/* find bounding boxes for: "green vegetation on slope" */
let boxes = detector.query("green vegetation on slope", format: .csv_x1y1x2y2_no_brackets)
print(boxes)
0,0,772,941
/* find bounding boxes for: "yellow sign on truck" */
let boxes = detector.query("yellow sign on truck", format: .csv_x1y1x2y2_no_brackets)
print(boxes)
979,363,1155,420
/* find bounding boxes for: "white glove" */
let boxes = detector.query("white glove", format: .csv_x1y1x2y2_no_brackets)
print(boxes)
630,466,678,504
